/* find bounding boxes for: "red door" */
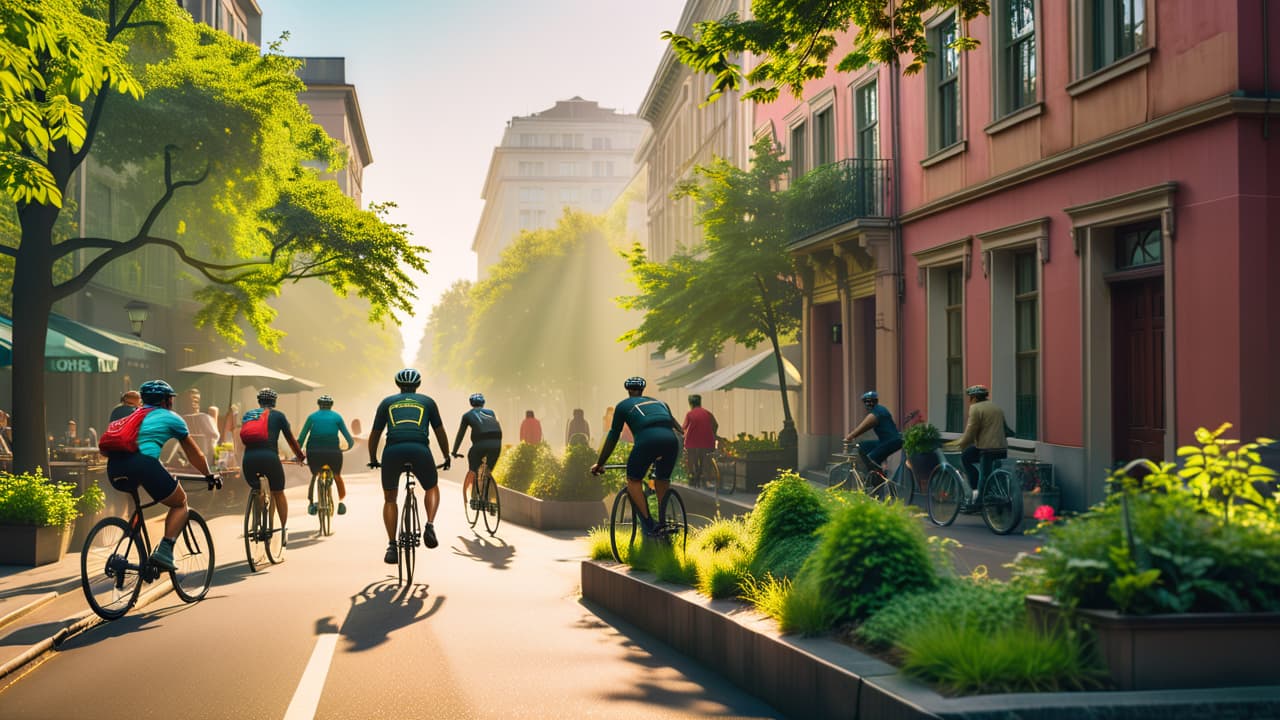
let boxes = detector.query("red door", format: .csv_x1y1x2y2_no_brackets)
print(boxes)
1111,275,1165,463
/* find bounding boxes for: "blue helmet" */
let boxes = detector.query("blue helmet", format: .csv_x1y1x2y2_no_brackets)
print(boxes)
861,390,879,404
469,393,485,407
395,368,421,388
139,380,176,405
257,388,278,406
624,377,646,391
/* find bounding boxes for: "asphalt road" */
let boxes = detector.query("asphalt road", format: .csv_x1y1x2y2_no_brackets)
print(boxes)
0,468,781,719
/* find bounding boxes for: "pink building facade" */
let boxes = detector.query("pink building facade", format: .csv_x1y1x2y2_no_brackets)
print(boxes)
756,0,1280,508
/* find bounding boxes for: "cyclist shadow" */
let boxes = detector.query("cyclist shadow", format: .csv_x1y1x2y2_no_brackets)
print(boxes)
328,578,443,652
57,603,193,651
450,533,515,570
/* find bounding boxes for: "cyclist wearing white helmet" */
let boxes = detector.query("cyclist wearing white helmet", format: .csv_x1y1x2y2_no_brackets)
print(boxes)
590,377,683,538
241,387,306,547
843,390,903,472
368,369,450,564
945,384,1009,495
299,394,355,516
451,393,503,509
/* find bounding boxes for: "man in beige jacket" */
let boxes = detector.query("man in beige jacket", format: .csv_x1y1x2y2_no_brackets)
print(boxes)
944,385,1008,496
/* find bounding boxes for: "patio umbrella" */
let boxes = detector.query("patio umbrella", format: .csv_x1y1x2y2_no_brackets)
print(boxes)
177,356,322,413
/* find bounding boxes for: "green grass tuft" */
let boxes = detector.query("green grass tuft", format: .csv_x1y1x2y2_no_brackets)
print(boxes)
855,578,1026,651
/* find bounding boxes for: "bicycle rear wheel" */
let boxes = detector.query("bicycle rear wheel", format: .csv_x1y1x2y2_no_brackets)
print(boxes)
265,491,285,564
172,510,215,603
867,469,897,502
481,470,501,536
244,490,268,572
81,517,144,620
659,488,688,553
608,489,635,562
928,465,965,527
981,468,1022,535
713,456,734,494
317,471,334,537
399,491,418,586
891,461,915,504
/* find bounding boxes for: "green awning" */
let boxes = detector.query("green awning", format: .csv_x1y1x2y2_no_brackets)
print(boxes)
0,316,119,373
655,354,717,390
48,313,165,368
685,348,801,392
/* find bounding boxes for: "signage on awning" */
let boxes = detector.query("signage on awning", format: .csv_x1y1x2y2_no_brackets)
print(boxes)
47,356,117,373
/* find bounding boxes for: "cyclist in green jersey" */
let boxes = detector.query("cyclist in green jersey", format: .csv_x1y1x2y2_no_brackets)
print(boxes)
299,394,355,516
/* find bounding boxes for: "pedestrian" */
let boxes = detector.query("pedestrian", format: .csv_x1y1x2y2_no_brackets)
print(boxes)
566,408,591,446
60,419,80,448
520,410,543,444
110,390,142,422
682,394,719,488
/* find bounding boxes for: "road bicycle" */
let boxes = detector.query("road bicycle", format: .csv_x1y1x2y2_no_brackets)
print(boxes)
395,463,431,586
244,472,286,571
458,454,501,536
309,464,336,537
80,474,221,621
925,448,1022,535
605,464,688,562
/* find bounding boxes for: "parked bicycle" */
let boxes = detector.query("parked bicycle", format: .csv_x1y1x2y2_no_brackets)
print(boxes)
81,474,221,621
309,463,337,537
459,454,501,536
925,449,1022,534
605,464,688,562
244,471,285,571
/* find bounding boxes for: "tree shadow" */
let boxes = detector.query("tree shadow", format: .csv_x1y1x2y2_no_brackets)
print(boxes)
325,578,444,652
449,534,515,570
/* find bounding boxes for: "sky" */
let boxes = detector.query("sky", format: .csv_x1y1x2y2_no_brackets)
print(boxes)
259,0,689,366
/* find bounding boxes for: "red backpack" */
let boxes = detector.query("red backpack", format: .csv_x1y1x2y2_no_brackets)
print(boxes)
240,409,271,444
98,407,155,454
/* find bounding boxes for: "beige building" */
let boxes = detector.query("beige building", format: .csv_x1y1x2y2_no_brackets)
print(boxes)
473,98,648,276
296,57,372,205
177,0,261,45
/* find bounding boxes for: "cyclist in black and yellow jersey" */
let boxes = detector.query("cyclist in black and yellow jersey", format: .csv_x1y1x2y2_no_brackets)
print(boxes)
590,377,683,539
450,393,502,508
367,369,451,564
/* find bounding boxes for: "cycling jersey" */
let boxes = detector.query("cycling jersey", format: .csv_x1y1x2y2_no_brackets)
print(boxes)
106,404,189,503
607,396,677,442
134,406,190,459
869,405,901,443
452,408,502,454
299,409,354,450
609,396,680,481
371,393,443,447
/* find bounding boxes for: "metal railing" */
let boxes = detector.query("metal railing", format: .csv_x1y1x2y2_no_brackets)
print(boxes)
785,158,891,245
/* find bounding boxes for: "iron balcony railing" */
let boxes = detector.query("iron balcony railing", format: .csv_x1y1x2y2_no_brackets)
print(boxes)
786,158,891,245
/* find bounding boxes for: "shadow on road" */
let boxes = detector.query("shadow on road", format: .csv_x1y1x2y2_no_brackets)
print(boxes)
324,579,444,652
58,602,200,651
450,534,515,570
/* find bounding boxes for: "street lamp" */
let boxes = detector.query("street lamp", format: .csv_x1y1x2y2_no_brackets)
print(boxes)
124,300,150,337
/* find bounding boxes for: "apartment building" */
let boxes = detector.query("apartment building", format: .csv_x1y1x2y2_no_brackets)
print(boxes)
296,57,372,206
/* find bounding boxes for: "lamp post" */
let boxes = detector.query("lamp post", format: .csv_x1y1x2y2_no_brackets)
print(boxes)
124,300,150,338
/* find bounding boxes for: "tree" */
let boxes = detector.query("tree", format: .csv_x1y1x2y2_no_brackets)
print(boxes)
619,138,801,446
418,278,474,389
1,0,427,472
662,0,989,103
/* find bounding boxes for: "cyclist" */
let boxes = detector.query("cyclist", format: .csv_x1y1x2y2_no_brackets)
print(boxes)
842,391,903,473
682,394,718,489
299,394,355,517
103,380,216,570
368,368,451,564
451,393,503,506
240,388,306,548
590,377,683,538
944,384,1009,497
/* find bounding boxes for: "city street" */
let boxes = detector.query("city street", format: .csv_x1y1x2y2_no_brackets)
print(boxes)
0,470,779,719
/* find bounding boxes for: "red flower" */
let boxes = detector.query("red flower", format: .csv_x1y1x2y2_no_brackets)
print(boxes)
1033,504,1057,523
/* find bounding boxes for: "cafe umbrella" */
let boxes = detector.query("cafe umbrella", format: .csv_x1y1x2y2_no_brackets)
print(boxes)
176,356,322,414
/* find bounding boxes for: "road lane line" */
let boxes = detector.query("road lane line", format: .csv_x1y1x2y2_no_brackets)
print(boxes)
283,634,339,720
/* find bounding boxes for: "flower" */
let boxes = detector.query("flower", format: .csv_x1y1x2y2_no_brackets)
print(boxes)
1033,504,1057,523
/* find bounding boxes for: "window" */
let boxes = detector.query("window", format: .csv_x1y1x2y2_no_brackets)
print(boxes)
518,209,546,230
855,81,879,159
517,187,543,203
559,188,579,203
1114,220,1162,269
1085,0,1146,73
930,15,961,151
945,268,965,433
517,161,544,177
591,161,614,177
1013,251,1039,439
997,0,1036,116
562,134,582,149
591,136,612,150
789,122,807,182
590,187,604,203
559,162,577,177
813,107,835,167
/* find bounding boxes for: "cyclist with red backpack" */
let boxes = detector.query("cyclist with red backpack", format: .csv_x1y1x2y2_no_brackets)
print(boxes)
240,388,305,547
100,380,217,570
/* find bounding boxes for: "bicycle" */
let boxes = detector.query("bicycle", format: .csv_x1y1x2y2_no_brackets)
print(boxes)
80,474,221,621
458,454,501,536
605,464,688,562
686,447,732,495
244,472,285,571
829,411,920,502
925,448,1022,535
309,464,336,537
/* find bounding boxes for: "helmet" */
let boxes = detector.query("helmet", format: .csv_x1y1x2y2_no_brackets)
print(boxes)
317,394,334,407
965,384,990,398
139,380,176,404
861,390,879,403
469,393,485,407
395,368,421,387
623,376,647,391
257,388,278,406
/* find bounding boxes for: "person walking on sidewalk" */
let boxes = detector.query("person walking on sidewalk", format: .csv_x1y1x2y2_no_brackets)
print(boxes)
519,410,543,444
299,394,355,517
682,394,718,489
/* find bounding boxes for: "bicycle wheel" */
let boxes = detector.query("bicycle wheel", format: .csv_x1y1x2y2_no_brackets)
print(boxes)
891,461,915,504
828,462,851,490
867,469,897,502
243,490,267,572
608,489,636,562
171,510,215,603
481,471,501,536
981,468,1023,535
928,465,965,527
713,456,734,494
265,491,285,564
659,488,688,553
463,471,480,528
399,491,418,586
318,471,334,537
81,517,145,620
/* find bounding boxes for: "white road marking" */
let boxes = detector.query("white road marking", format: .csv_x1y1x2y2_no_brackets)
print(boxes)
282,633,339,720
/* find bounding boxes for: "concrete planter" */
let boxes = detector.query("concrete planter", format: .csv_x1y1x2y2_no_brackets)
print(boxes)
0,523,73,566
1026,594,1280,690
495,485,607,531
731,449,796,491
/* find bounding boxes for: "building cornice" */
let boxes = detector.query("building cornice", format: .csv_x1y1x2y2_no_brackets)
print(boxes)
302,83,373,168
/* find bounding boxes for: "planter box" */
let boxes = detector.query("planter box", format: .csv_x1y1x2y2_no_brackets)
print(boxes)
495,485,607,531
907,452,939,493
732,449,796,492
1022,491,1060,519
1026,594,1280,690
0,523,73,566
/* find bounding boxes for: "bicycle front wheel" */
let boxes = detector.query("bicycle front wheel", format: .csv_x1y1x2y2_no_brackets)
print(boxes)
81,517,144,620
265,491,285,564
608,489,635,563
659,488,688,553
172,510,215,603
463,472,480,527
891,461,915,505
317,471,334,537
244,490,267,572
928,465,965,527
828,462,852,490
399,491,418,586
981,468,1022,535
481,471,501,536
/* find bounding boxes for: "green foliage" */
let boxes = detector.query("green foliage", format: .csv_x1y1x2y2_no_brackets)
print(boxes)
749,470,828,554
902,422,942,456
662,0,991,105
749,533,821,581
690,516,754,598
804,493,937,624
420,279,473,387
740,571,832,635
0,470,101,527
494,441,556,495
586,526,615,562
898,621,1102,695
550,441,609,501
698,551,752,599
694,515,754,554
855,578,1026,651
721,431,784,456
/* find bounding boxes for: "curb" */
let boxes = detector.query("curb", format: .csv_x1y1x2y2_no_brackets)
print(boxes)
0,591,63,633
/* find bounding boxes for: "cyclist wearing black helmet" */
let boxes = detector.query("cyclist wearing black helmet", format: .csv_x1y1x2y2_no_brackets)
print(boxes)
299,394,355,516
451,393,503,508
590,377,683,538
368,368,450,564
843,391,903,472
241,388,306,547
104,380,217,570
945,384,1009,496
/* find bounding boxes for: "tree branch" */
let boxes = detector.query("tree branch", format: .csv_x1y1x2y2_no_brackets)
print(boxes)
52,236,263,270
52,234,276,300
105,0,148,41
0,245,17,259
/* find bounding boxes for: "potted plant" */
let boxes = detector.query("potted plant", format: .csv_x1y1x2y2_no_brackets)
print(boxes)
902,422,942,492
0,469,105,566
1016,460,1059,518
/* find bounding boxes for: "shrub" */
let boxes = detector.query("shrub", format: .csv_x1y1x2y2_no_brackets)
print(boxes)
693,515,753,554
697,551,751,599
902,422,942,456
750,471,828,554
494,442,550,494
0,471,105,527
855,578,1026,651
803,493,936,625
554,441,609,501
586,525,614,561
749,533,821,581
740,571,832,635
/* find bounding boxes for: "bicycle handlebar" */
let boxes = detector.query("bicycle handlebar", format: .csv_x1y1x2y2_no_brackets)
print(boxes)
174,473,222,491
600,464,627,470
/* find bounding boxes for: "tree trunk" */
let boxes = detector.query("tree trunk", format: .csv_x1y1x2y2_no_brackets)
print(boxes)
754,274,797,448
11,203,59,475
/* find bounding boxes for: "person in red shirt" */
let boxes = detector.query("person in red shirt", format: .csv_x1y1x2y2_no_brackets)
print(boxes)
682,394,719,489
519,410,543,444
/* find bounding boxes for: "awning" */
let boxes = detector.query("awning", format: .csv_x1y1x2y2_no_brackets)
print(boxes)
654,353,716,390
685,348,801,393
0,316,119,373
48,313,165,368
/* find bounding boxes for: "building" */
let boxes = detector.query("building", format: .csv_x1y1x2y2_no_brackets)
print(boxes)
756,1,1280,508
295,57,372,206
177,0,261,45
473,97,647,276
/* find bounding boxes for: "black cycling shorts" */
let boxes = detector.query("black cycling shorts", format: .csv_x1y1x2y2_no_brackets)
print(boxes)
243,447,286,492
380,442,438,492
306,447,344,476
106,453,178,504
467,443,501,473
626,429,681,481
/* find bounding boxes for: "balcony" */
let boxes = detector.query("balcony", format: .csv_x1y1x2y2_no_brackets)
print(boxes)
786,159,891,246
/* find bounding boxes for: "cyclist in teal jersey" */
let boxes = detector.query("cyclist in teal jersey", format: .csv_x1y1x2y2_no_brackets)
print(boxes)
590,377,683,538
299,394,355,516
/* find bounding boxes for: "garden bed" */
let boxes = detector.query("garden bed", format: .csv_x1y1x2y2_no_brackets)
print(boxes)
495,485,607,531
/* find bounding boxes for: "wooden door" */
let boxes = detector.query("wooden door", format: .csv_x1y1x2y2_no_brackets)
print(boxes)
1111,275,1165,463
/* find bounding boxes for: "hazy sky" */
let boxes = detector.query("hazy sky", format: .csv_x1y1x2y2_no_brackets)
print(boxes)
260,0,688,365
